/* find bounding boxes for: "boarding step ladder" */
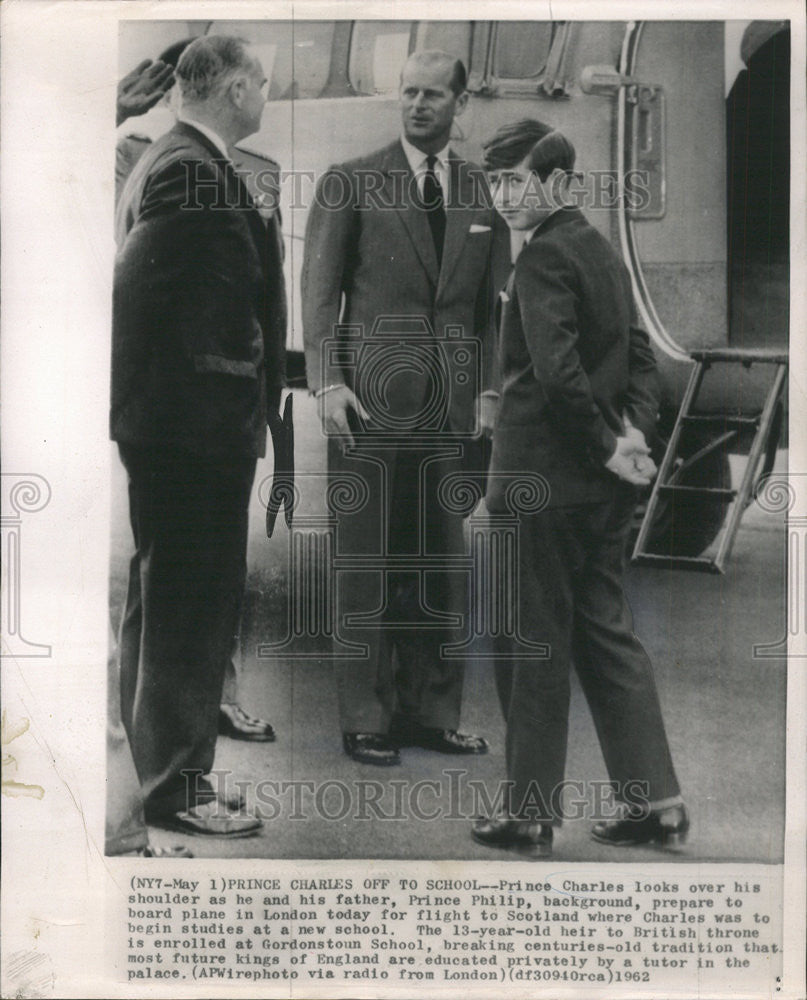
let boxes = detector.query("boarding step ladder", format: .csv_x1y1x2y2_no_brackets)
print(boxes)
632,348,788,574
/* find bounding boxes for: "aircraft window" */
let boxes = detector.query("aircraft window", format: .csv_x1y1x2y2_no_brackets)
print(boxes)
493,21,554,79
206,21,335,100
349,21,415,94
414,22,472,66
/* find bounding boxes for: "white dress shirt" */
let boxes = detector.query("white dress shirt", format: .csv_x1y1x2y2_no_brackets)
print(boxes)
400,134,450,201
178,115,272,217
178,115,230,160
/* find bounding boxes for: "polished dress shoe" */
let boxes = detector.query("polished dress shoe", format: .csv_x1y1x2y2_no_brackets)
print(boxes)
147,800,263,839
471,817,553,859
189,774,247,811
421,729,489,754
217,785,247,811
390,718,489,755
218,703,276,742
343,732,400,766
591,803,690,848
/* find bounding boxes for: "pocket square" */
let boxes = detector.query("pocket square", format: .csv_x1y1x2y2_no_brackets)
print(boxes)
499,291,511,303
469,224,491,233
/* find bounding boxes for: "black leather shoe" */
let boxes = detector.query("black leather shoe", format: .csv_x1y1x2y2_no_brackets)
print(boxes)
390,718,489,755
471,817,553,858
215,785,247,811
218,703,276,742
343,732,400,766
591,804,690,848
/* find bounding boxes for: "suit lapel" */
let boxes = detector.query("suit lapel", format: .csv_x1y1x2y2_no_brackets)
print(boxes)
219,154,278,280
436,156,478,298
383,142,440,287
227,161,273,275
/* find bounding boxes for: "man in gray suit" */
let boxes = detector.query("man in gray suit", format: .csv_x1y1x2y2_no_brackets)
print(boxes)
302,50,507,765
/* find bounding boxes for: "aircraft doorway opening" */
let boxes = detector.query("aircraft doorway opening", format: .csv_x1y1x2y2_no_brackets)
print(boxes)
726,22,790,352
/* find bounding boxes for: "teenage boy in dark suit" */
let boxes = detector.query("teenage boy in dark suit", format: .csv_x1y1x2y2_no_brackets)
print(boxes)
472,119,688,858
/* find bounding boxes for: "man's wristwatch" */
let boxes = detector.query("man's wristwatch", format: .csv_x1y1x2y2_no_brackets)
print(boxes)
312,383,346,398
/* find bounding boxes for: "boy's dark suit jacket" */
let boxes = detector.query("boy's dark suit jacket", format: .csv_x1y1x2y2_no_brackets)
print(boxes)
488,206,659,510
486,207,682,817
112,121,287,460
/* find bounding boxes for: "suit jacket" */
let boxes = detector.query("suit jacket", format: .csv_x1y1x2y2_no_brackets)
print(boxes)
488,206,660,510
111,122,287,460
301,139,509,435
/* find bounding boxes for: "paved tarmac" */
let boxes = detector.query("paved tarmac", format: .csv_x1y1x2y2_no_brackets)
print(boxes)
109,391,787,863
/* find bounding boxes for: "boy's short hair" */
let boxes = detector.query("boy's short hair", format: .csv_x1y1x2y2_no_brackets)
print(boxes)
483,118,576,181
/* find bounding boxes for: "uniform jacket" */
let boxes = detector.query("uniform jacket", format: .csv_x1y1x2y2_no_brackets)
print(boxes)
301,139,509,435
112,121,287,460
488,206,660,510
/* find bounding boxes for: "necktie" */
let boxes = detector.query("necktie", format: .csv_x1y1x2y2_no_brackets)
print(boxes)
422,154,446,266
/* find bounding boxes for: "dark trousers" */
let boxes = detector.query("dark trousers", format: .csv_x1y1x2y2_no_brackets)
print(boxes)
495,487,681,823
331,439,466,734
116,444,256,817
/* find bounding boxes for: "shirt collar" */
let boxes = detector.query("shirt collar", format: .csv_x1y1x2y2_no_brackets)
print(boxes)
522,225,541,248
400,134,451,173
178,116,230,161
519,205,576,253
